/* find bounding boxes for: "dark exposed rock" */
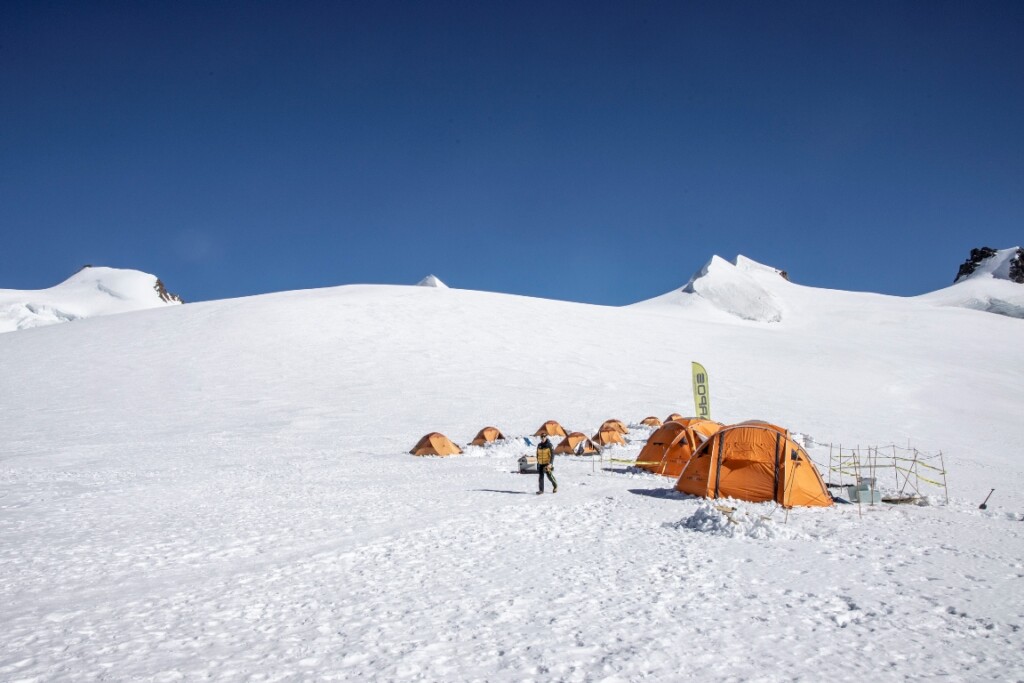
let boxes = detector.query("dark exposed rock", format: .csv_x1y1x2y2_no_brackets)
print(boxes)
1009,248,1024,285
955,247,998,283
154,279,184,304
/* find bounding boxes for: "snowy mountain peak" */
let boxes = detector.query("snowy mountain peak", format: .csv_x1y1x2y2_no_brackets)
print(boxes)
920,247,1024,318
0,266,183,333
416,274,448,288
954,246,1024,284
678,255,786,323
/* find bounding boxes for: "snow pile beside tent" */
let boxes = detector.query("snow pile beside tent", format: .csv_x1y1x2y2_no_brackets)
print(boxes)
920,247,1024,318
675,500,807,540
0,266,182,333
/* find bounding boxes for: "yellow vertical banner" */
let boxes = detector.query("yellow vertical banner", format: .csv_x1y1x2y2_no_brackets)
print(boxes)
692,362,711,420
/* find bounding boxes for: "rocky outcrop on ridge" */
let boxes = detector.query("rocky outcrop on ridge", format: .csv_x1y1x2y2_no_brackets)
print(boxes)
955,247,999,283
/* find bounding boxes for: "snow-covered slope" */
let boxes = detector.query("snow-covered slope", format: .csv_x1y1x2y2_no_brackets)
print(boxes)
0,266,182,333
635,254,788,322
919,246,1024,318
0,270,1022,680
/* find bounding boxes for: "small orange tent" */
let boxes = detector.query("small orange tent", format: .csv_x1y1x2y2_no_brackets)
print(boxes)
640,416,663,428
470,426,505,446
600,419,629,434
555,432,598,455
636,421,689,471
635,419,722,476
657,419,723,477
675,421,833,508
665,413,685,423
534,420,567,437
592,428,626,447
410,432,462,456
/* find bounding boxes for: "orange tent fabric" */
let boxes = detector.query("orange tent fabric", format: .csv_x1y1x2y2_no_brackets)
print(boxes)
592,428,626,447
675,421,833,507
410,432,462,456
635,419,722,477
600,419,629,434
640,416,663,427
555,432,598,455
470,426,505,446
534,420,567,437
665,413,685,423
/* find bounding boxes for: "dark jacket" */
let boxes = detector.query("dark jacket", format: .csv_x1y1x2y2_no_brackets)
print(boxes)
536,437,555,467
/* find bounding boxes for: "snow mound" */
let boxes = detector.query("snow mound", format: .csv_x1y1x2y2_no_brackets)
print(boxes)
416,274,448,288
673,500,808,540
919,247,1024,319
680,255,785,322
0,266,182,333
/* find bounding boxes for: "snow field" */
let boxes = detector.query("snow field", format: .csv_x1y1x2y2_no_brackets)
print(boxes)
2,436,1022,681
1,277,1022,680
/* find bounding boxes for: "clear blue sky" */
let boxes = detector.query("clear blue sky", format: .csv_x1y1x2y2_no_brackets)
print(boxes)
3,1,1022,304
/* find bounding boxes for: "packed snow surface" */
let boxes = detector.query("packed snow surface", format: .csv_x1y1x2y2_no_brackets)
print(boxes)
1,263,1023,680
0,266,181,333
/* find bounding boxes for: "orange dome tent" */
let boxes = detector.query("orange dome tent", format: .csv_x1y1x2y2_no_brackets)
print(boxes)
640,416,663,428
555,432,598,455
636,420,689,472
675,421,833,508
410,432,462,457
470,426,505,446
600,419,629,434
534,420,567,437
592,428,626,447
655,418,723,477
665,413,685,423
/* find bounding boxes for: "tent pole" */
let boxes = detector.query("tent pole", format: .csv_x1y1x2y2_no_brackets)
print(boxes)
940,450,948,504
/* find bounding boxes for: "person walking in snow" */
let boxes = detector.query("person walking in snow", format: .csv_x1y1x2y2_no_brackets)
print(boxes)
536,435,557,494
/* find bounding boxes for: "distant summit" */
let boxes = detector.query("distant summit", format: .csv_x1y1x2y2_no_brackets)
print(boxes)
416,275,448,289
0,266,183,333
921,246,1024,318
679,255,787,323
954,246,1024,284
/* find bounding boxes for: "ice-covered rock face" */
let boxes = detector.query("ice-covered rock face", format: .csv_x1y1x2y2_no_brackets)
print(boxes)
921,247,1024,319
954,247,1024,284
681,255,785,323
0,266,183,333
416,275,448,288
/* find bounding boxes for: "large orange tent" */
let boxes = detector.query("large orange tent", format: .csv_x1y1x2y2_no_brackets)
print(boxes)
469,426,505,446
534,420,567,437
592,428,626,447
675,421,833,507
600,419,629,434
410,432,463,456
555,432,598,455
636,418,722,477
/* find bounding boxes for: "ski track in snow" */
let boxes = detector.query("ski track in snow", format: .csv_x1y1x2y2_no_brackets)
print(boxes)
2,441,1022,682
